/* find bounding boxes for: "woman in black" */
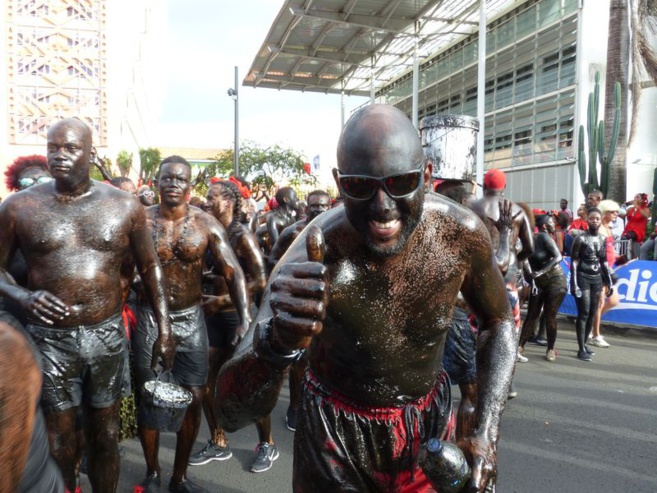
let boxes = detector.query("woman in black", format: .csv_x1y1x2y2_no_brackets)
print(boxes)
518,215,567,362
570,208,613,362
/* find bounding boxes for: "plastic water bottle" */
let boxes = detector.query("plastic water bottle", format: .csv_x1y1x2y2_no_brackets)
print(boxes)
419,438,471,493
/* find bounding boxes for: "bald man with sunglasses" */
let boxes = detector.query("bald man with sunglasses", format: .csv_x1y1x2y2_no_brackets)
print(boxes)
215,105,516,493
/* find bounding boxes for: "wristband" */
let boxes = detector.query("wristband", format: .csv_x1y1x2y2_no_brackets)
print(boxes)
254,318,303,367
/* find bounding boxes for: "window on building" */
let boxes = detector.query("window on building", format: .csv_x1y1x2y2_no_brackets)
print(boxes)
436,98,449,113
514,130,532,146
495,134,513,150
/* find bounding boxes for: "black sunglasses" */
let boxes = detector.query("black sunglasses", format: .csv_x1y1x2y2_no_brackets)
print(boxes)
337,166,424,201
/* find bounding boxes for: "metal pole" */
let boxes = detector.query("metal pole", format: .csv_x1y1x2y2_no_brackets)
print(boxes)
476,0,486,196
370,57,375,104
412,24,419,129
341,83,345,128
234,66,239,176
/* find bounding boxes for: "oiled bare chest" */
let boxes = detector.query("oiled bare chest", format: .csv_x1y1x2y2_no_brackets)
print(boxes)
18,201,131,255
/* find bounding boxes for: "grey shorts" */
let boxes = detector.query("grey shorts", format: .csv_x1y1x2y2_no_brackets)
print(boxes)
133,304,208,389
27,313,130,413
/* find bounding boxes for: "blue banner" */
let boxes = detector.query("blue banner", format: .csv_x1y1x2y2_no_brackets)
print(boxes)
558,259,657,328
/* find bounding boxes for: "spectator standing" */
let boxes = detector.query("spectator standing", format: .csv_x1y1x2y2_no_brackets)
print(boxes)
518,215,567,362
589,200,622,348
554,211,571,254
559,198,573,221
569,203,589,232
622,193,651,243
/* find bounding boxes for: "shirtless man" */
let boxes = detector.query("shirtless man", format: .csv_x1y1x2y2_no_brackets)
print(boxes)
264,187,299,252
215,105,516,492
436,182,515,440
0,118,174,493
134,156,250,493
267,189,331,431
267,189,331,273
189,180,271,473
471,169,534,379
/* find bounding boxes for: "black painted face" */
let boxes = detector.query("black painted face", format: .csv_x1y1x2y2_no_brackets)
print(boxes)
307,195,330,221
158,162,191,207
138,188,155,206
335,161,425,257
587,211,601,234
46,121,91,185
205,186,232,220
336,108,427,257
284,189,299,211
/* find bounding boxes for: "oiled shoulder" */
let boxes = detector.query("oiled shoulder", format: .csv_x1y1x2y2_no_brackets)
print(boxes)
424,193,488,236
193,207,223,230
0,186,40,214
273,206,353,266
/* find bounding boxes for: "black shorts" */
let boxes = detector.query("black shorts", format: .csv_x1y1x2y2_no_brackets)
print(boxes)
294,369,455,492
205,303,257,349
443,306,477,386
205,310,240,349
27,313,130,412
133,304,208,389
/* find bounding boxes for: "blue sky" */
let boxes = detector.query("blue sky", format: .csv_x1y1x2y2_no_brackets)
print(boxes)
154,0,367,183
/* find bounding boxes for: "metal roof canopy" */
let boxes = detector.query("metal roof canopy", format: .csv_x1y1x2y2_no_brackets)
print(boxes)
245,0,516,97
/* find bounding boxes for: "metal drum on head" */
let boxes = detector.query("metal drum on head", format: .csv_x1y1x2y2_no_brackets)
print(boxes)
420,114,479,181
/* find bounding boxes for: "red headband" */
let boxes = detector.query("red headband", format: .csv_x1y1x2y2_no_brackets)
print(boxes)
228,176,252,199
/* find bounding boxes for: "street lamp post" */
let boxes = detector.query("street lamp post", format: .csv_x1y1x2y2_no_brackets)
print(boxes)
227,66,239,176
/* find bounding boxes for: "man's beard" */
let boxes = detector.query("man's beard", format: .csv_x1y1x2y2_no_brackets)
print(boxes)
365,213,421,257
346,196,424,258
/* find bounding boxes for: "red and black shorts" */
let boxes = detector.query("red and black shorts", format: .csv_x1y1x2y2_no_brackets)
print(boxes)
293,369,455,492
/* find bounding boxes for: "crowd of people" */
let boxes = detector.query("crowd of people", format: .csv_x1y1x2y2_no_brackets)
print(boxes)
0,106,646,493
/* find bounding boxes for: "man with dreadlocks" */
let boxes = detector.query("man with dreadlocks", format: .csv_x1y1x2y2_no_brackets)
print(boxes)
133,156,250,493
189,180,273,473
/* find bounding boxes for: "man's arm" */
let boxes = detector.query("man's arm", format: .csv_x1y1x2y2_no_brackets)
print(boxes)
129,204,174,369
570,236,583,297
516,210,535,262
238,231,267,299
206,217,251,345
458,222,516,492
492,199,516,276
266,213,282,247
215,226,327,432
267,223,300,274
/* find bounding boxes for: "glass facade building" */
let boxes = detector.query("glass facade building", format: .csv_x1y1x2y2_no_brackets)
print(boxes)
376,0,582,209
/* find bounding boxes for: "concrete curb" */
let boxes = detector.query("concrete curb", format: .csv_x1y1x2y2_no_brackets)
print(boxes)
556,314,657,340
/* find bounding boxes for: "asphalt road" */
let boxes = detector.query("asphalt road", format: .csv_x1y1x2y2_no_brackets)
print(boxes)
82,319,657,492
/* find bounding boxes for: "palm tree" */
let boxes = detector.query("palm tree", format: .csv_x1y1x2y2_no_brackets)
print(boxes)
604,0,630,203
629,0,657,144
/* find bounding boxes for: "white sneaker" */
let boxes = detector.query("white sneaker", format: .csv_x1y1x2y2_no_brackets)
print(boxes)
517,352,529,363
590,336,610,348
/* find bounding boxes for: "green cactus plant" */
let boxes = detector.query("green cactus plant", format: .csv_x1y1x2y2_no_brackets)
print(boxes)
577,71,621,197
